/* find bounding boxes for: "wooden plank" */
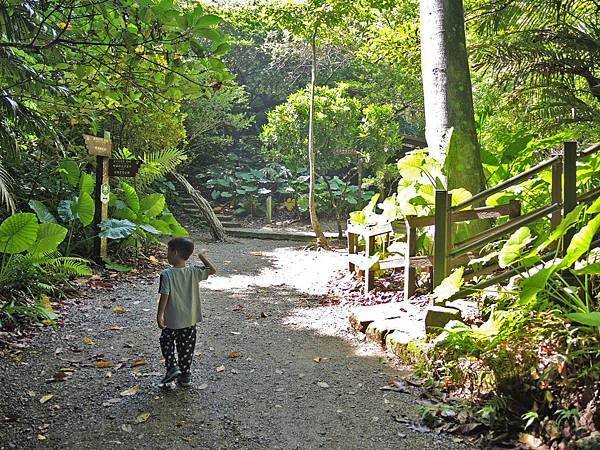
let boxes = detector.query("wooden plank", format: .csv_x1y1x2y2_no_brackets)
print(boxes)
349,304,407,333
551,161,562,230
405,214,435,228
379,257,404,270
346,222,393,237
409,256,434,268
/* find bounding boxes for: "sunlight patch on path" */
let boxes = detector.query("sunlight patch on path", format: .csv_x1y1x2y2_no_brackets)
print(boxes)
204,246,346,296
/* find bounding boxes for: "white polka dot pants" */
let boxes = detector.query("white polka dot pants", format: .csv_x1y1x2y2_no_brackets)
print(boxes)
159,326,197,373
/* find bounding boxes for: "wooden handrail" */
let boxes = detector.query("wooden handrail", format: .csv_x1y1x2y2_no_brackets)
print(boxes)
578,142,600,158
450,203,561,258
452,156,560,211
578,187,600,205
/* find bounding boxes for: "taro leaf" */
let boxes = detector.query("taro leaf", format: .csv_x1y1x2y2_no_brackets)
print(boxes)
587,196,600,214
103,259,132,272
397,151,426,182
58,160,80,187
433,267,465,302
79,172,95,196
113,206,137,221
349,210,366,225
565,312,600,327
560,214,600,269
0,213,39,254
220,192,233,198
139,223,160,235
519,267,553,305
120,182,140,213
29,200,56,223
74,192,94,226
58,200,74,222
449,188,473,208
139,193,165,218
538,205,585,252
30,223,68,256
150,219,172,235
170,224,189,237
499,227,532,268
573,263,600,276
99,219,136,239
485,191,516,207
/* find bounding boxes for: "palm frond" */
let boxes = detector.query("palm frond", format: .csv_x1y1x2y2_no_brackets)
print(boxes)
0,160,15,213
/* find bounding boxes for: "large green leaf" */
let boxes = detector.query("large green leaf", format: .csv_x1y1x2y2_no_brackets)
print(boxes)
79,172,95,196
587,196,600,214
519,267,553,305
538,205,585,252
114,206,137,221
120,182,140,213
150,219,172,235
74,192,95,226
560,214,600,269
29,200,56,223
139,193,165,217
30,223,68,256
58,200,74,222
573,263,600,276
499,227,532,268
565,312,600,327
99,219,136,239
0,213,39,254
433,267,464,302
58,160,80,187
139,223,160,235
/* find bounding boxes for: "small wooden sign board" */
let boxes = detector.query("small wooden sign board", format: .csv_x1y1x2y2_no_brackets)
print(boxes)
84,134,112,157
109,159,143,177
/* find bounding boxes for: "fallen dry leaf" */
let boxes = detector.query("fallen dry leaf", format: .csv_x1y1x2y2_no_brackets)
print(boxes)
131,359,146,368
105,371,112,379
148,255,158,264
95,360,113,369
216,365,225,372
121,424,132,433
228,351,241,359
113,307,125,314
317,381,329,388
82,337,94,345
109,326,123,331
313,357,322,363
198,383,208,390
39,394,54,404
120,385,140,397
134,412,151,424
250,251,263,256
37,434,47,441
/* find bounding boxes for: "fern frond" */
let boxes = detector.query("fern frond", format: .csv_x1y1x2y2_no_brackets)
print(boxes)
45,257,92,276
135,148,187,188
0,160,15,213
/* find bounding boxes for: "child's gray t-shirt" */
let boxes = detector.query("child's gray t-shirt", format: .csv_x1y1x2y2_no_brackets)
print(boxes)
158,265,210,329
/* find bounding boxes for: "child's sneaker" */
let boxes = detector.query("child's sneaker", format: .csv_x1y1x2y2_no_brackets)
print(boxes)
178,372,192,387
161,367,181,384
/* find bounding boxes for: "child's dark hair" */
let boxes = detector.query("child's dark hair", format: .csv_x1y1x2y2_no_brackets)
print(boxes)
168,237,194,260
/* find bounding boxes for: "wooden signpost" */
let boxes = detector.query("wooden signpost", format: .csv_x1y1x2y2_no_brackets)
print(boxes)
85,133,112,263
85,132,144,264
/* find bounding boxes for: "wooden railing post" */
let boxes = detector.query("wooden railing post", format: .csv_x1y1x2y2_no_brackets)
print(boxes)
563,141,578,250
433,190,450,288
551,159,562,230
365,234,376,293
404,221,416,301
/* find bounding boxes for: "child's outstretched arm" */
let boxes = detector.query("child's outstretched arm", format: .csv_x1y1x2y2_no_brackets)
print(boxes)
157,294,169,329
198,250,217,276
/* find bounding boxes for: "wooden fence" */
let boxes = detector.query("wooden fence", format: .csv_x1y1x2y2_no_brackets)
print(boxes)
347,141,600,301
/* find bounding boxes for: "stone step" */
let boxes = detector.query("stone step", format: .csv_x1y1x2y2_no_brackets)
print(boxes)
349,303,407,333
366,317,425,348
222,221,242,228
226,227,343,242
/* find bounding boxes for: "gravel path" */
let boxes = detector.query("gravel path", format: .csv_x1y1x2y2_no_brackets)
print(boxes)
0,237,468,450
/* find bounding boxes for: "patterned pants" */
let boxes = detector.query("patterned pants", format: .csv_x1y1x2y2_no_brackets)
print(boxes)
159,326,197,373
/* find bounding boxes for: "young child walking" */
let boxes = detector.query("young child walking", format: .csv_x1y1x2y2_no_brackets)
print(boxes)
157,237,217,386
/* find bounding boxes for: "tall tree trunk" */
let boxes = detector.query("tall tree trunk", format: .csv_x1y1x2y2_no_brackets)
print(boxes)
172,172,229,242
420,0,486,196
307,27,329,247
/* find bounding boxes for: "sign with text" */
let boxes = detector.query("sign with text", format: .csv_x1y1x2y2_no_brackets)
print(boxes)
109,159,143,177
84,134,112,157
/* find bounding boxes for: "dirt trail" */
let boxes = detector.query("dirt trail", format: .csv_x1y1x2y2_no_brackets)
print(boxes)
0,237,467,450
